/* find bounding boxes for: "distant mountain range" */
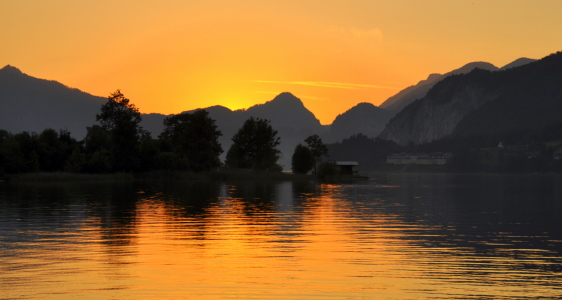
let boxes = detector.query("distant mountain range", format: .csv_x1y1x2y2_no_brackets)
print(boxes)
327,102,391,142
379,61,499,114
0,65,107,138
0,67,326,168
379,58,536,114
324,57,538,141
0,65,170,138
0,53,547,168
186,93,326,167
379,52,561,145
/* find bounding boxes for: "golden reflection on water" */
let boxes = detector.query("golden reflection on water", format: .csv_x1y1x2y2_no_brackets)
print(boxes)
1,177,562,299
126,183,418,300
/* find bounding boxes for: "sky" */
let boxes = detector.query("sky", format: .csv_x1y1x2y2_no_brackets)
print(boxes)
2,0,562,124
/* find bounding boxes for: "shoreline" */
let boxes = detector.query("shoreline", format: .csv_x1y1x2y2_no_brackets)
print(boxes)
4,170,316,183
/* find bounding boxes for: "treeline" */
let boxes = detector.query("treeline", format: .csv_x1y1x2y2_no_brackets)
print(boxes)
6,90,560,175
328,134,402,170
412,128,562,172
326,127,562,173
0,90,288,175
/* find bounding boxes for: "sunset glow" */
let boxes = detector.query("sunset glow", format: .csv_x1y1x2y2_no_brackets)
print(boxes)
2,0,562,124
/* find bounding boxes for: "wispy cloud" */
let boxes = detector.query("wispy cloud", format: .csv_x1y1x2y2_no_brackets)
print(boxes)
330,27,384,44
252,80,398,90
255,91,326,101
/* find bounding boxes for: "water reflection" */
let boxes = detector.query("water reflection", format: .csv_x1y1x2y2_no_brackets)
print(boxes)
1,174,562,299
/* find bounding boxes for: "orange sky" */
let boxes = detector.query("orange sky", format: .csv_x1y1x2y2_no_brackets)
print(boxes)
2,0,562,124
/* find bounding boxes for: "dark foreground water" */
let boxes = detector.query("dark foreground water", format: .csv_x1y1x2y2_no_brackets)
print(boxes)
1,173,561,299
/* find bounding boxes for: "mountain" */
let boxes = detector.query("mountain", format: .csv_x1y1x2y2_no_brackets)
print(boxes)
0,65,105,138
500,57,536,70
454,53,562,137
187,92,326,169
379,62,500,114
330,60,516,144
246,92,323,131
379,52,562,145
0,65,168,138
0,66,325,169
0,54,546,168
327,102,391,142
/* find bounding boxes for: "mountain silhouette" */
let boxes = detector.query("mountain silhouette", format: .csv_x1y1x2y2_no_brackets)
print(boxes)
0,65,168,138
379,62,500,114
186,92,326,169
328,102,391,142
246,92,323,131
500,57,536,70
0,66,326,169
379,52,562,145
0,53,546,168
185,92,324,141
0,65,106,138
327,60,529,143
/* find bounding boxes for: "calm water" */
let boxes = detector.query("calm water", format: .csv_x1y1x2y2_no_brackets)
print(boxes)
1,173,562,299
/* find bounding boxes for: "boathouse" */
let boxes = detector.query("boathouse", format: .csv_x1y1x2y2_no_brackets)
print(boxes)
335,161,359,175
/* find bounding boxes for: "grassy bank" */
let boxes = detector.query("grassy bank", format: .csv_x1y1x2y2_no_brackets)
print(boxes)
3,170,315,183
7,172,134,183
135,169,315,181
372,164,448,173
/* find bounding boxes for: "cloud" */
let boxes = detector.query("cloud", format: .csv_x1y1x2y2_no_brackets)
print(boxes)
350,28,384,43
331,27,384,44
252,80,398,90
255,91,326,101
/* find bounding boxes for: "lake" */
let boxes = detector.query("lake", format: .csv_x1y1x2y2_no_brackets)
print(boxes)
1,173,561,299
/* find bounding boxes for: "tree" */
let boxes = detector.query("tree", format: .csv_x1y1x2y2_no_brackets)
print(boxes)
36,128,78,172
160,110,223,171
96,90,145,172
316,161,339,179
291,144,315,174
83,125,111,154
225,117,281,170
305,134,329,173
13,131,40,172
0,130,29,173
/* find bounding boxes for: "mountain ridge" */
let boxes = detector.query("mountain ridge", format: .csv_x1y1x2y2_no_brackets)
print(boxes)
0,65,108,138
0,66,329,169
0,54,544,163
183,92,326,168
328,102,391,142
379,61,500,113
379,51,562,145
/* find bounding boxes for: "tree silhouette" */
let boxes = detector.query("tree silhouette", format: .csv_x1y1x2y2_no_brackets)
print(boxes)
305,134,328,173
291,144,314,174
160,110,223,171
225,117,281,170
96,90,145,172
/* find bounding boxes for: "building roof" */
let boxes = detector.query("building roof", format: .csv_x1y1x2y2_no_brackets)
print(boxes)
335,161,359,166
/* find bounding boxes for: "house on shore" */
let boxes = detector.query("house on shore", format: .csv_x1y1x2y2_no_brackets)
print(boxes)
335,161,359,175
554,148,562,161
386,152,453,165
